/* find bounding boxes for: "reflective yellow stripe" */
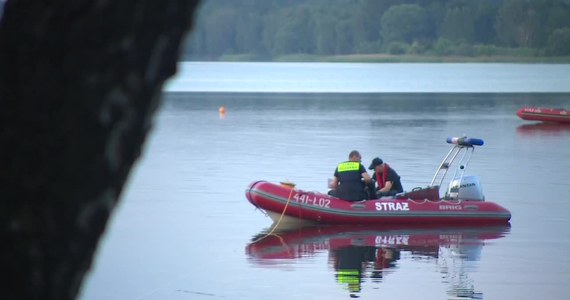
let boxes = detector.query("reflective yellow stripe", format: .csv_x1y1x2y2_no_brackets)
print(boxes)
337,269,360,284
337,270,359,276
337,162,360,172
337,277,360,284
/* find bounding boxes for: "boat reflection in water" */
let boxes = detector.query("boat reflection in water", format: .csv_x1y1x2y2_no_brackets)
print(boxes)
246,224,510,299
516,122,570,136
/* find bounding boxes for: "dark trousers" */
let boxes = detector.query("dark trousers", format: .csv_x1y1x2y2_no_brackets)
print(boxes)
328,188,368,202
366,182,377,200
367,182,398,199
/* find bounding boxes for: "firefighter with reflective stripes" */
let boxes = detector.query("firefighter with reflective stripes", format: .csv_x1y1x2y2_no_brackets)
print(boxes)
329,150,371,201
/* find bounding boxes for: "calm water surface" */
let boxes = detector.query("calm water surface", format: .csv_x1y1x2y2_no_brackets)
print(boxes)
166,62,570,93
81,64,570,300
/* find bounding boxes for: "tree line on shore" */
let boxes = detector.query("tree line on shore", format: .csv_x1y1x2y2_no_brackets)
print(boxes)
182,0,570,61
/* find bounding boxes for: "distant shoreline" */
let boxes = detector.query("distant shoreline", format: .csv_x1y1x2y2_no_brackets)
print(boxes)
185,53,570,64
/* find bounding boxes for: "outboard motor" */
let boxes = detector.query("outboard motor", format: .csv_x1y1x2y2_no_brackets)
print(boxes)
448,175,485,201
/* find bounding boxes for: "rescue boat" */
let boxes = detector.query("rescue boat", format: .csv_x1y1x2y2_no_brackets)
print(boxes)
517,107,570,123
245,137,511,226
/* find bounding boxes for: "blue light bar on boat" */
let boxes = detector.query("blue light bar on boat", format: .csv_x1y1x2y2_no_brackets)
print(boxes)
446,136,484,146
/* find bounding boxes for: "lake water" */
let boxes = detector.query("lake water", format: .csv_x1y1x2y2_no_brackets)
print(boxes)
165,62,570,93
80,63,570,300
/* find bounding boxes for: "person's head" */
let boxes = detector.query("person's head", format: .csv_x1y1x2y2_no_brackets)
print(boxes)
348,150,362,162
368,157,384,172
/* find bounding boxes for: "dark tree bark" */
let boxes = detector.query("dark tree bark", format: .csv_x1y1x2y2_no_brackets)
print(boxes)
0,0,201,299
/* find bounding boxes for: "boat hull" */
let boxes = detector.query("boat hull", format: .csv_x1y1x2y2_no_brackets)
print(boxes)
246,181,511,225
517,107,570,123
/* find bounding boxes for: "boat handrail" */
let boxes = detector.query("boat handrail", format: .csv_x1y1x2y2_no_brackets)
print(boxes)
430,136,484,190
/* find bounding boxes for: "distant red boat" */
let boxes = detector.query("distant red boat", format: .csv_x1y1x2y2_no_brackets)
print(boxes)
517,107,570,123
245,137,511,226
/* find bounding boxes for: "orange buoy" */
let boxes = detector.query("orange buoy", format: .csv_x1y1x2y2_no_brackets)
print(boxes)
219,106,225,114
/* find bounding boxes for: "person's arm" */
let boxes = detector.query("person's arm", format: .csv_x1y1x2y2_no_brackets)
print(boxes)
361,172,371,183
360,164,371,183
378,181,393,193
330,176,339,188
379,169,397,193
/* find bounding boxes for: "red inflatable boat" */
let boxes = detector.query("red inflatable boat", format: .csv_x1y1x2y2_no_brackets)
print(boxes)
245,137,511,226
517,107,570,123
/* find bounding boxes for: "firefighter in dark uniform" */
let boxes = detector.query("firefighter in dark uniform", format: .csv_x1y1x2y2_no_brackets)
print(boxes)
329,150,371,201
368,157,403,198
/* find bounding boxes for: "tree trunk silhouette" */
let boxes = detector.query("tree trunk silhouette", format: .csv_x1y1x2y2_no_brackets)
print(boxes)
0,0,201,299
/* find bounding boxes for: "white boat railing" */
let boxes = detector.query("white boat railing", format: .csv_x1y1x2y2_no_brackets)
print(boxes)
430,137,484,198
